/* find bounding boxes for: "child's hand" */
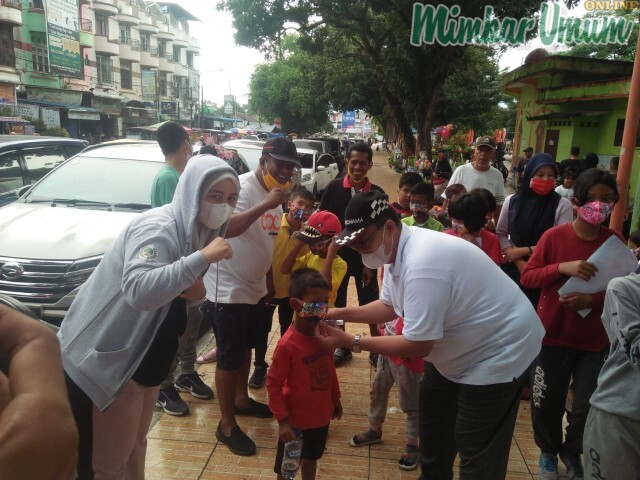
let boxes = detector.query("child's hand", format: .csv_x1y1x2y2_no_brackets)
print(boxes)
558,260,598,281
327,237,341,257
559,293,593,311
502,247,525,263
332,400,343,420
278,418,298,443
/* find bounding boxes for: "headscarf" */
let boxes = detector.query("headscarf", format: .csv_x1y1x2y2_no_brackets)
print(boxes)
508,153,561,247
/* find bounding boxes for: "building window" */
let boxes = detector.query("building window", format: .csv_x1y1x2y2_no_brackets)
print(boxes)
160,73,169,96
173,46,180,64
140,33,150,51
30,0,44,9
0,25,15,67
186,52,194,67
119,24,130,44
95,14,108,36
120,60,132,89
614,119,640,147
97,55,113,84
31,33,49,73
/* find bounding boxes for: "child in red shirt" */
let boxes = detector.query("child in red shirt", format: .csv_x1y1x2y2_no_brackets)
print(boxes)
520,169,621,480
267,268,342,480
444,191,503,265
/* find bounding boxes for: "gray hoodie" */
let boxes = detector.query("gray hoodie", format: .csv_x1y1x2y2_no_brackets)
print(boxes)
59,155,238,410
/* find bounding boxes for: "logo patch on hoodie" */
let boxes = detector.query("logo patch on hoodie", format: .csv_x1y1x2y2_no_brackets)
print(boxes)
139,245,159,262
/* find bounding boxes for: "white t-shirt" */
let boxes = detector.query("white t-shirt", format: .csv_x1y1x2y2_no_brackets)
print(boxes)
204,172,282,304
555,185,574,200
380,225,544,385
445,163,505,205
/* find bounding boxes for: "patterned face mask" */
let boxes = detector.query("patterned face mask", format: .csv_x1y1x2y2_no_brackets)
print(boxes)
290,206,311,221
576,201,614,225
410,202,430,213
295,300,329,321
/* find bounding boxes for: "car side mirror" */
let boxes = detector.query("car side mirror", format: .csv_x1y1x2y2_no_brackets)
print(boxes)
18,185,32,197
316,165,326,172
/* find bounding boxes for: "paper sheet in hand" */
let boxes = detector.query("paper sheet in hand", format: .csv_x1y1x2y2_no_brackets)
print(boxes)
558,235,637,297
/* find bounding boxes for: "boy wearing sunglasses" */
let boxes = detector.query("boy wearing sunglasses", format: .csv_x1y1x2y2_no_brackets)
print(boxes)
267,268,343,480
401,182,444,232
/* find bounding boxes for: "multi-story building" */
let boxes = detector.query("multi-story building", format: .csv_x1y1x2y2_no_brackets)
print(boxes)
1,0,199,140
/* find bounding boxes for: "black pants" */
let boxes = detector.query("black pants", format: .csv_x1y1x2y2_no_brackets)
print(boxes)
335,266,380,337
254,301,276,369
65,372,95,480
531,345,606,458
418,362,526,480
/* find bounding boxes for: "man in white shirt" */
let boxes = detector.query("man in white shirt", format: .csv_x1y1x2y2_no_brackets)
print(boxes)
203,137,300,456
445,136,505,222
319,190,545,480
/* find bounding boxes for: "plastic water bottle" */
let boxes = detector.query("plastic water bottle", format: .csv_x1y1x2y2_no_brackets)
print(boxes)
281,431,302,479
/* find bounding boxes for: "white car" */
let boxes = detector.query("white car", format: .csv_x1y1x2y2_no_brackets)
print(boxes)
0,141,248,327
296,147,339,198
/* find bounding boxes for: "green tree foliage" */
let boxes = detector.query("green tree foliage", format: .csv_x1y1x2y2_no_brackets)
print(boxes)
562,9,638,61
222,0,576,155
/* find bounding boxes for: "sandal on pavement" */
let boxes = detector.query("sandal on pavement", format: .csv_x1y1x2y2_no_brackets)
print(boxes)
215,421,256,456
399,445,419,471
234,398,273,418
350,429,382,447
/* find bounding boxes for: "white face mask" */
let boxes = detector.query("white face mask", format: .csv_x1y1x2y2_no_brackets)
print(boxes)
361,225,394,269
198,202,234,230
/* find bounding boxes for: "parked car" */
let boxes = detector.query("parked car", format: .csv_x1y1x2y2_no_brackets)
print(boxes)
0,136,88,207
308,136,345,176
0,141,248,327
293,139,331,157
297,147,339,198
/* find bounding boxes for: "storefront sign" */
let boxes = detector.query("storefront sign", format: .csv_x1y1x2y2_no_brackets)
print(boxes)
91,96,120,115
26,87,82,107
68,109,100,121
0,82,16,105
42,107,61,128
342,111,356,128
141,70,157,104
45,0,82,78
160,101,176,115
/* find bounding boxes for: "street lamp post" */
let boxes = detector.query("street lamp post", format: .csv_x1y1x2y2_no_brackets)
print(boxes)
196,69,224,132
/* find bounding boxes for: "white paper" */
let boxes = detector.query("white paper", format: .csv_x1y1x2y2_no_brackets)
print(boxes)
558,235,637,297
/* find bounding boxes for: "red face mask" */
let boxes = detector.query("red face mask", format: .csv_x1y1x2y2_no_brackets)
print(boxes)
530,178,555,196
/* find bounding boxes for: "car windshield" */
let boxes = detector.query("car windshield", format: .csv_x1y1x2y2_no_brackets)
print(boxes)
22,156,162,207
298,153,314,169
295,141,322,152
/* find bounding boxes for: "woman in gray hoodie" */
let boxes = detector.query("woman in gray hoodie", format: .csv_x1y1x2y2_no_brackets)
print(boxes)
59,155,239,480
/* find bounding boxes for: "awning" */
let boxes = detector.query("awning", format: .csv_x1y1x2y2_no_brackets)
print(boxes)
0,116,30,124
526,111,607,121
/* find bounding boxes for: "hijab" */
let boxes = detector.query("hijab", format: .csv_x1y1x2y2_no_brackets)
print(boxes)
508,153,561,247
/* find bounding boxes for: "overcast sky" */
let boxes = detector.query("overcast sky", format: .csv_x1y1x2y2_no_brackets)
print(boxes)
181,1,586,106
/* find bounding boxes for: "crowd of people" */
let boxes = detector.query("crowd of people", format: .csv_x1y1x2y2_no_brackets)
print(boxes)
0,122,638,480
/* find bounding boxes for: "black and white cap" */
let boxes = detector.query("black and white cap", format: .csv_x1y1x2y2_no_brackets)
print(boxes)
336,190,390,245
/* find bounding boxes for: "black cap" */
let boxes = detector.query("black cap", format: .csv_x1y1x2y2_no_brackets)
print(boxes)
523,146,533,153
262,137,301,167
336,191,390,245
476,136,496,149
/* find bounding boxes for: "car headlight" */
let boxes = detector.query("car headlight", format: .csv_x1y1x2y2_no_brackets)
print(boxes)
61,255,103,285
301,173,312,183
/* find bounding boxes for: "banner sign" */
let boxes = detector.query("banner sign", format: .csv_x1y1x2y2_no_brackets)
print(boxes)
26,87,82,106
160,101,176,115
342,110,356,128
42,107,61,128
0,82,16,105
45,0,82,78
141,69,157,104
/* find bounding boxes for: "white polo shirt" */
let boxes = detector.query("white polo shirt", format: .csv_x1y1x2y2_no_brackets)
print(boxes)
381,224,544,385
444,163,505,204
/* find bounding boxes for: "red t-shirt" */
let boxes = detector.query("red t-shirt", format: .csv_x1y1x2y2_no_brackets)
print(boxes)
267,327,341,430
443,228,503,265
520,222,622,352
382,317,425,373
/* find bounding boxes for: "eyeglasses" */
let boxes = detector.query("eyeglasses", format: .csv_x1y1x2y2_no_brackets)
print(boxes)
349,227,379,251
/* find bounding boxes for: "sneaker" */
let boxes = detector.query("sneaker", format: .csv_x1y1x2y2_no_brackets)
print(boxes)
248,366,267,389
333,347,352,367
156,385,189,416
369,352,379,369
234,398,273,418
538,453,559,480
215,421,256,456
175,372,214,399
559,450,584,480
349,429,382,447
399,444,419,471
196,347,217,364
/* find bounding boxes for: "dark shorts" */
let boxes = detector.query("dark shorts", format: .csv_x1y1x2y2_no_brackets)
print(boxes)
204,301,261,371
273,424,329,473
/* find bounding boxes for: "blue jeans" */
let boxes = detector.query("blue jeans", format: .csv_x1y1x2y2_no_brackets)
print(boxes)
418,362,526,480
